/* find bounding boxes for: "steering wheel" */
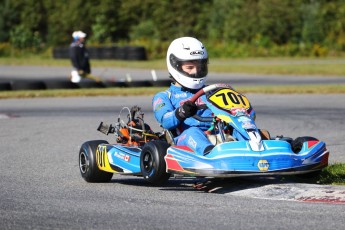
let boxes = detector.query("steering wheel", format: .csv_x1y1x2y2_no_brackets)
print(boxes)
187,84,233,122
189,83,233,103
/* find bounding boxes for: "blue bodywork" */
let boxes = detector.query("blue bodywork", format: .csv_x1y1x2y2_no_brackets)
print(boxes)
164,139,329,177
96,144,142,174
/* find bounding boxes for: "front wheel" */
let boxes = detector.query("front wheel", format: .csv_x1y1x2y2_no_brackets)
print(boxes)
79,140,113,182
140,140,171,185
291,136,323,179
291,136,318,154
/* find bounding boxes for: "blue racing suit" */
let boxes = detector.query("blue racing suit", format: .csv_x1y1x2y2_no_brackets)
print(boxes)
153,84,213,154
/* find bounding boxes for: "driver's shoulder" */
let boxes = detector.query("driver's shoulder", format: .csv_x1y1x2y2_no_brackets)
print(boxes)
153,88,172,100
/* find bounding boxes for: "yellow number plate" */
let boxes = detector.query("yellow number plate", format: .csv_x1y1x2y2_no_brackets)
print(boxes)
208,89,250,110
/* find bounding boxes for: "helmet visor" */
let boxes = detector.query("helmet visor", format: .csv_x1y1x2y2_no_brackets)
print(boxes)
170,54,208,79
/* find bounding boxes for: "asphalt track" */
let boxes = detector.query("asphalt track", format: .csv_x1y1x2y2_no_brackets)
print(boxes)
1,91,345,229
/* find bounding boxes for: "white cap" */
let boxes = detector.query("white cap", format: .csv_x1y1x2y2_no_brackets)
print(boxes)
72,31,86,39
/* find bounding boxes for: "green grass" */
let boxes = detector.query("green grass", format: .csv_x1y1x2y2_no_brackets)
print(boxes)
1,84,345,99
1,56,345,76
210,58,345,76
319,163,345,185
290,163,345,185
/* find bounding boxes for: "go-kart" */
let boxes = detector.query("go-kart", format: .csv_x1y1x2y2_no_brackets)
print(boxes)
78,84,329,185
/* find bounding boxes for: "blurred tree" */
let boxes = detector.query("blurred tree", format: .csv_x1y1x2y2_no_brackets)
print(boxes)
0,0,344,57
90,0,123,44
0,0,21,42
321,0,345,51
44,0,95,46
207,0,231,41
225,0,260,43
119,0,156,41
10,0,46,50
301,0,324,44
130,20,160,40
258,0,303,44
151,0,211,41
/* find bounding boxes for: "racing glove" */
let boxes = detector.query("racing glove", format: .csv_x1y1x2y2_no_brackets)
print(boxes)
175,101,197,121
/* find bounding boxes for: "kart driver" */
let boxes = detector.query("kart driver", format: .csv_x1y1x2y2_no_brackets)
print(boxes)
152,37,215,155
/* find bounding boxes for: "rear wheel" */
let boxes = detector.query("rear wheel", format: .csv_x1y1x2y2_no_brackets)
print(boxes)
79,140,113,182
140,140,171,185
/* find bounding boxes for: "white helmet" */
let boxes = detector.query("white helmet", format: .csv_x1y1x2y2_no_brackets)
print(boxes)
167,37,208,90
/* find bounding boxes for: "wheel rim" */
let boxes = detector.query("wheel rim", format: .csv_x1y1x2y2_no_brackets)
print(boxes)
79,151,89,174
143,151,153,173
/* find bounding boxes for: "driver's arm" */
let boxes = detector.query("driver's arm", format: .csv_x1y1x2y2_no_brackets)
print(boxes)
152,91,181,130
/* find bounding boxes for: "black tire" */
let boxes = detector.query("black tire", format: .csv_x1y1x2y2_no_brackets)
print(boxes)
140,140,171,185
99,46,118,59
77,81,105,89
291,136,319,154
127,80,151,87
126,46,147,60
11,80,46,90
44,80,80,89
114,46,127,60
88,47,100,59
150,80,171,87
52,47,69,59
0,82,12,91
79,140,113,183
103,81,128,88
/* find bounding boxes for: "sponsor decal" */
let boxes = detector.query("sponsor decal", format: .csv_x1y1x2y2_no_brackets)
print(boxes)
242,122,256,129
114,152,130,162
238,115,256,129
231,108,248,117
188,136,197,149
153,97,163,109
177,134,187,142
190,50,204,56
97,145,107,167
154,103,165,111
174,92,187,98
258,160,269,171
163,111,174,119
238,116,251,122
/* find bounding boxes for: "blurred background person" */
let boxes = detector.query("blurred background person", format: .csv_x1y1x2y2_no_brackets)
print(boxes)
69,31,90,83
